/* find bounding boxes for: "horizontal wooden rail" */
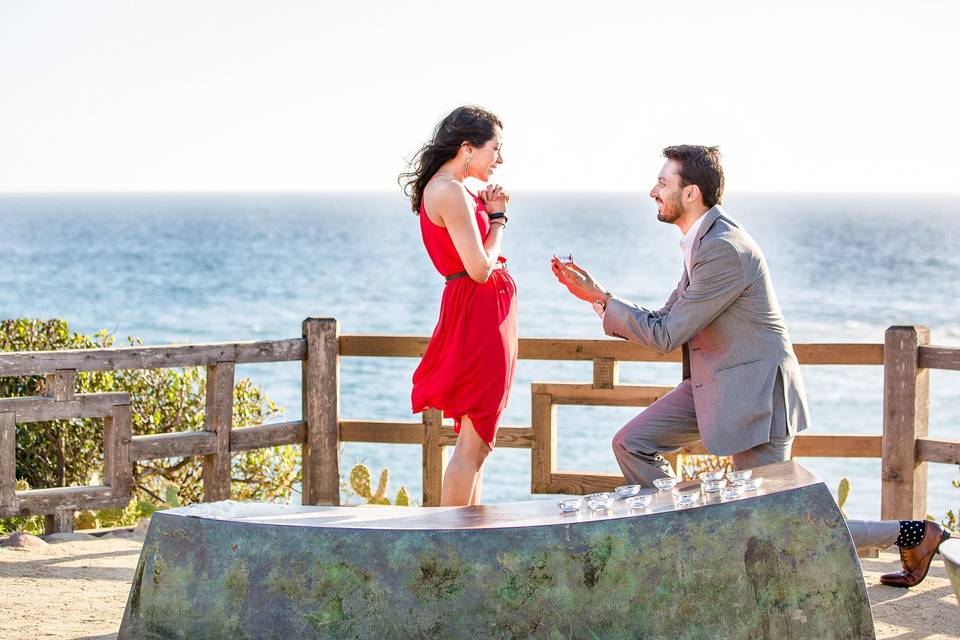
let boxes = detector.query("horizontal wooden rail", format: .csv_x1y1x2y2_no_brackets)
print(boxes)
0,336,884,375
678,434,884,458
132,422,310,459
916,437,960,465
547,433,888,493
231,421,306,451
439,426,536,449
341,420,423,444
919,345,960,371
123,427,891,466
786,434,884,458
338,422,885,459
0,393,129,422
518,339,679,363
533,383,674,407
0,339,305,376
0,485,125,518
131,432,217,460
795,344,884,365
340,419,534,449
340,335,883,366
338,336,430,359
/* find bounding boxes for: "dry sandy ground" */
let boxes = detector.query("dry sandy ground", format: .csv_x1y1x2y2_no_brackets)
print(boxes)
0,535,957,640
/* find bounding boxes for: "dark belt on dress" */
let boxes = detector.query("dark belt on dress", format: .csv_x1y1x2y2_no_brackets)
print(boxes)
445,262,505,282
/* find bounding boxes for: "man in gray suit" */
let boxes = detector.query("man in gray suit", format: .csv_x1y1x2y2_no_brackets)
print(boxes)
551,144,809,483
550,145,953,588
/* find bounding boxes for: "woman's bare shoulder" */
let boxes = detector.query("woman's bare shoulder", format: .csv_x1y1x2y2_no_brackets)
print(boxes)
423,179,473,223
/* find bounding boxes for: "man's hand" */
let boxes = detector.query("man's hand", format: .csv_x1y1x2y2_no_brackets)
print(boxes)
550,256,610,304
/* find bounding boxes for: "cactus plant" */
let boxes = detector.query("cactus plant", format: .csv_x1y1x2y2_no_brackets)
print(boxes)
837,477,850,517
368,468,390,505
347,463,409,506
349,464,373,499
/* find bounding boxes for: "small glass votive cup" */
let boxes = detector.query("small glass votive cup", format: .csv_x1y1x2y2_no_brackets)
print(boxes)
727,469,753,484
626,494,653,510
702,478,728,493
615,484,643,499
557,498,583,513
675,489,701,506
722,484,745,500
742,477,765,491
653,477,678,491
585,492,613,511
699,470,726,482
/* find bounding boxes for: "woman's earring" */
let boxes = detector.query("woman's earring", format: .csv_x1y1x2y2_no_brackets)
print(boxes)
464,154,471,178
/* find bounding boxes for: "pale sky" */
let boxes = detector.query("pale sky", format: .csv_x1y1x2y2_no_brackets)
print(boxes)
1,0,958,193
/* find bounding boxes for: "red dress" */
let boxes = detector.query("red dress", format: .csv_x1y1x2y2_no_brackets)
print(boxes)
411,190,518,449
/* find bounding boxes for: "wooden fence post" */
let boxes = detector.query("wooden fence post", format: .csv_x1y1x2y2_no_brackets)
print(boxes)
0,412,16,510
44,369,77,533
45,369,76,402
592,358,619,389
202,362,235,502
104,402,134,500
531,392,557,493
302,318,340,506
44,509,74,534
422,410,446,506
881,325,930,520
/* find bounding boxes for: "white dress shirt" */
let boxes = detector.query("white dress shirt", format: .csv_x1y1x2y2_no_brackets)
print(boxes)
680,213,707,279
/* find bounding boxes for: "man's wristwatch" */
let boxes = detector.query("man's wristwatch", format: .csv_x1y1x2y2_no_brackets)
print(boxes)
592,292,611,316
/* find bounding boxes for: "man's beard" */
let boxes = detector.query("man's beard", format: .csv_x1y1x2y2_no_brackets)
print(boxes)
656,192,685,223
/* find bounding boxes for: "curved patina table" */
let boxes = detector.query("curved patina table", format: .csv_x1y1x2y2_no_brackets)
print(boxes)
941,538,960,605
118,461,874,639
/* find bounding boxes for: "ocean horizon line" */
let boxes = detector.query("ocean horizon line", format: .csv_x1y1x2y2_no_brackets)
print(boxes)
0,189,960,202
2,189,960,197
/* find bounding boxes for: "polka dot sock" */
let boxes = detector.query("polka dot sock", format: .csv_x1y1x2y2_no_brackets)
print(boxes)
895,520,926,549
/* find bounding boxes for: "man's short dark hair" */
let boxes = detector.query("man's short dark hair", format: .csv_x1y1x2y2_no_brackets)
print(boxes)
662,145,724,208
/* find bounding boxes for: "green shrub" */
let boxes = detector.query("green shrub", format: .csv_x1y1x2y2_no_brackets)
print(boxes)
0,479,44,535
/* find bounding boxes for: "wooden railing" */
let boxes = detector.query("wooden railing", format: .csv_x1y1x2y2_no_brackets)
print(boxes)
0,319,338,532
0,320,957,533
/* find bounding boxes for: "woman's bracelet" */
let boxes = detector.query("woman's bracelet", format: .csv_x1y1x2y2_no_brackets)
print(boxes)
488,211,508,223
490,220,506,229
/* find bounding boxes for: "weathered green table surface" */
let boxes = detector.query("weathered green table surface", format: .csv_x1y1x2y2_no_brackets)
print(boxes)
118,460,874,639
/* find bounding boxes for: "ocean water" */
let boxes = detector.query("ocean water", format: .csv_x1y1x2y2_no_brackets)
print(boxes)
1,191,958,520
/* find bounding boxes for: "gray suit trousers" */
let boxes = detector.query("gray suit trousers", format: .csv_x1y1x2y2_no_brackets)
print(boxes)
612,374,792,486
609,366,902,555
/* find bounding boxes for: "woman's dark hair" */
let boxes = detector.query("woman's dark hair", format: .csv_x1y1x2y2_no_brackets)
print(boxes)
400,106,502,213
662,145,725,208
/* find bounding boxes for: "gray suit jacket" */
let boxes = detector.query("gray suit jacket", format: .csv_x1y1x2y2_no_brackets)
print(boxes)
602,205,810,456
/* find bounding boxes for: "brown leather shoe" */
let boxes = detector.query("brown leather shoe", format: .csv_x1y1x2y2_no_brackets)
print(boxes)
880,521,951,588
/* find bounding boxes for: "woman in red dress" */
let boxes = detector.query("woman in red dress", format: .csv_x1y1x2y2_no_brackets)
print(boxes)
400,106,518,506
